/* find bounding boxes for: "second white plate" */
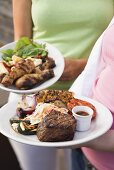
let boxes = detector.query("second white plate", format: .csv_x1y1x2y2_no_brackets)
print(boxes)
0,96,113,148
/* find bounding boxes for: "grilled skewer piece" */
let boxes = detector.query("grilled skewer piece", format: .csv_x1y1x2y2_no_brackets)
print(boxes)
42,58,56,69
1,59,35,86
15,69,54,89
0,73,6,83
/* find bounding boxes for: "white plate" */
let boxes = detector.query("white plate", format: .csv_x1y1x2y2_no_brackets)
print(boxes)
0,40,64,94
0,96,113,148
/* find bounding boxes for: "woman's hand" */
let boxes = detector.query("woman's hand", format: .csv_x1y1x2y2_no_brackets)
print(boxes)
84,130,114,152
69,130,114,153
60,58,87,81
62,130,114,152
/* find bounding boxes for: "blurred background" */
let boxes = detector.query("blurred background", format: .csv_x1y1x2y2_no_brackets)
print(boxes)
0,0,21,169
0,0,13,107
0,0,13,46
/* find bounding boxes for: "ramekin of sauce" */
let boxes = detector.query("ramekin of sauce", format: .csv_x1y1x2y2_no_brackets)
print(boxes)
72,106,93,131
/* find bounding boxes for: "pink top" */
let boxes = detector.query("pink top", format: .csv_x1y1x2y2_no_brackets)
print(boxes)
82,25,114,170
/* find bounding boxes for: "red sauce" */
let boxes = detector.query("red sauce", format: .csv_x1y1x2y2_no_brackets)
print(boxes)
76,111,89,116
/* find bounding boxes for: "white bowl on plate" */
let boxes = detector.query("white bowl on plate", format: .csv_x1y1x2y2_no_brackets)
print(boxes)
72,106,93,132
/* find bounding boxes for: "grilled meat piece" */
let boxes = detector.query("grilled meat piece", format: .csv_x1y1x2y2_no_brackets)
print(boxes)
15,69,54,89
37,110,76,142
1,74,14,86
36,90,74,104
33,57,56,73
42,57,56,69
33,66,42,74
1,59,35,86
0,73,6,83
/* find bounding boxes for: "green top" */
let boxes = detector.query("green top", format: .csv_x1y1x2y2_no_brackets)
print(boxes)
31,0,114,90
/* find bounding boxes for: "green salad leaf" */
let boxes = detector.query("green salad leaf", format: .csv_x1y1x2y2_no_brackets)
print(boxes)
14,37,32,52
0,37,48,62
1,49,14,62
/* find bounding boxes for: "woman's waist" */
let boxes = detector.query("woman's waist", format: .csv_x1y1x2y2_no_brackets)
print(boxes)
82,147,114,170
92,67,114,111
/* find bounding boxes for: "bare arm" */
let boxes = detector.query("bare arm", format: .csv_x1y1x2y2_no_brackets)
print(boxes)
60,58,87,81
12,0,87,80
68,130,114,152
12,0,32,40
85,130,114,152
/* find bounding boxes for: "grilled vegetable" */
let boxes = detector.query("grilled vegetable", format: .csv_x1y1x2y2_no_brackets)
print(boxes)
10,120,37,135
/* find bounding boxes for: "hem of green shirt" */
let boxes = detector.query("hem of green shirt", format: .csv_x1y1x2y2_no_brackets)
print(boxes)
47,80,74,91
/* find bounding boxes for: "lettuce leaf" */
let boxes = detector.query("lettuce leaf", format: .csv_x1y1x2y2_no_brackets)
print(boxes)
0,37,48,62
1,49,14,62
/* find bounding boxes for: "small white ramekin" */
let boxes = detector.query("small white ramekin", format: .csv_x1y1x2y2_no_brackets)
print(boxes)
72,105,93,131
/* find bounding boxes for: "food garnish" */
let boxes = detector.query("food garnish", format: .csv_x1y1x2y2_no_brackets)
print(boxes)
1,37,48,64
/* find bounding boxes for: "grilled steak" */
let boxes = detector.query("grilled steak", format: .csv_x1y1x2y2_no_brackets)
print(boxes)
37,110,76,142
